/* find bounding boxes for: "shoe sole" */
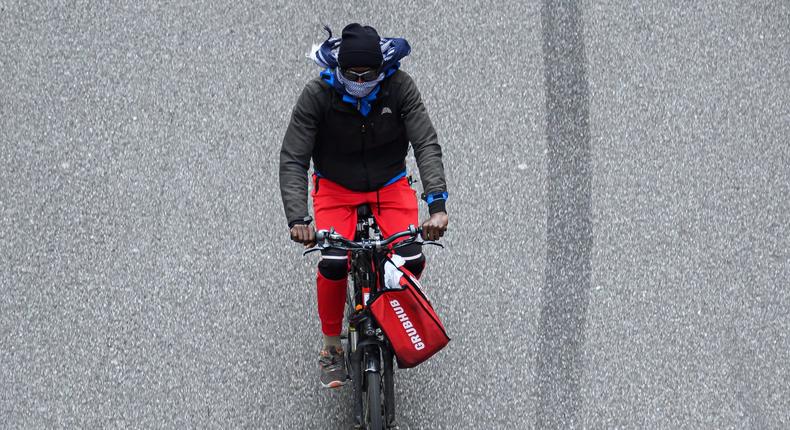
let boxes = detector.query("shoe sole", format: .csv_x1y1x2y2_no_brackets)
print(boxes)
320,378,348,389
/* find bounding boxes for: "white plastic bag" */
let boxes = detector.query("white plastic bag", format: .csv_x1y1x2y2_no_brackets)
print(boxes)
383,254,406,290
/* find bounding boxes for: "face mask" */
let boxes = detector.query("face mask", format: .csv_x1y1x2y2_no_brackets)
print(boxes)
336,68,384,98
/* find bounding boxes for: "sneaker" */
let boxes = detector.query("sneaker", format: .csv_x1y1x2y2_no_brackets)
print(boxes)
319,346,348,388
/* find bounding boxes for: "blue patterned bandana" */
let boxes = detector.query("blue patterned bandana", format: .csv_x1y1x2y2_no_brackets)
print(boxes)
335,68,384,98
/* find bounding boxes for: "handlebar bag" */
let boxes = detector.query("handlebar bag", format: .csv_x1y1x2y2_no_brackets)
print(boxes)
369,255,450,368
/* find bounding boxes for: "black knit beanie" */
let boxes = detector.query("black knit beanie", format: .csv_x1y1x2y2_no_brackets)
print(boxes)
338,23,383,69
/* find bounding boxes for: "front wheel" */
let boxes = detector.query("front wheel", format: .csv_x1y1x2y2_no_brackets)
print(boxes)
365,371,383,430
383,348,395,427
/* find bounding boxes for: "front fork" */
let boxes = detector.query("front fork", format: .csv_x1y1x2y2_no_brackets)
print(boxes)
351,316,383,427
354,317,383,377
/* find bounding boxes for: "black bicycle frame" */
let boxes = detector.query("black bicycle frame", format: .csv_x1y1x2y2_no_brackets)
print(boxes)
304,215,433,429
348,221,390,369
347,210,408,428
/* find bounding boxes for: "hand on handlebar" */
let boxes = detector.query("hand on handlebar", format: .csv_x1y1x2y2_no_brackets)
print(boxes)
421,212,448,241
290,224,316,248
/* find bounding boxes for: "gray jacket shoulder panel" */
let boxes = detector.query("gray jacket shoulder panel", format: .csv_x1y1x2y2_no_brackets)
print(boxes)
392,70,448,208
278,78,330,227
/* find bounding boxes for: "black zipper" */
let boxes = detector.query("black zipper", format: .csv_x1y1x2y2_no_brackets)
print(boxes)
361,122,370,189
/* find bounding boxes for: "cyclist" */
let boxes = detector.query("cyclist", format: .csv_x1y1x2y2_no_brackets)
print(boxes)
279,23,449,388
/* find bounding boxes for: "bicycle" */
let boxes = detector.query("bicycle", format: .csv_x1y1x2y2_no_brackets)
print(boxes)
304,203,443,429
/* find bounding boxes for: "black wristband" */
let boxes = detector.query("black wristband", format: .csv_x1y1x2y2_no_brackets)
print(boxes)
288,215,313,229
428,199,446,215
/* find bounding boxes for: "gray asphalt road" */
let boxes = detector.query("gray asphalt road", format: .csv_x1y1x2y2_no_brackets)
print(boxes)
1,1,788,428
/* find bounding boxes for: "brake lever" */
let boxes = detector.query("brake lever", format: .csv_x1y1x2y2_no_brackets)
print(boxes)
303,244,364,256
421,241,444,248
391,236,419,249
302,246,323,256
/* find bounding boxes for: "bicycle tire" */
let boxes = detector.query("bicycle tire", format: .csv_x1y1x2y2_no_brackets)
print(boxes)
365,371,383,430
348,254,365,427
349,353,363,427
383,348,395,427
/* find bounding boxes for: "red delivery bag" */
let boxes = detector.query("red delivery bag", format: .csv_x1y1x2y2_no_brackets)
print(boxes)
369,255,450,368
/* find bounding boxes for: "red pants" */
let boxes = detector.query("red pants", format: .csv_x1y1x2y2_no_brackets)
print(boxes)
312,174,419,336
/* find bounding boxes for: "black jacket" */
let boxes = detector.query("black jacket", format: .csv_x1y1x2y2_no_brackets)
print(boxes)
279,70,447,227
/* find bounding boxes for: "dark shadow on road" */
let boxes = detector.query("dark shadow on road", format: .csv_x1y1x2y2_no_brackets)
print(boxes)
536,1,593,428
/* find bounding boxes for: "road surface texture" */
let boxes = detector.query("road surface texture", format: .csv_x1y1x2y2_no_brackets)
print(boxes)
1,1,788,428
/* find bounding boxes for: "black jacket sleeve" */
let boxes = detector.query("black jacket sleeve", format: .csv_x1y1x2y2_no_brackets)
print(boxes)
398,71,448,214
279,80,325,227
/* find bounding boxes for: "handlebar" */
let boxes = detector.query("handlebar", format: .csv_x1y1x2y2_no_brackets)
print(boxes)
303,225,443,256
317,225,420,247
